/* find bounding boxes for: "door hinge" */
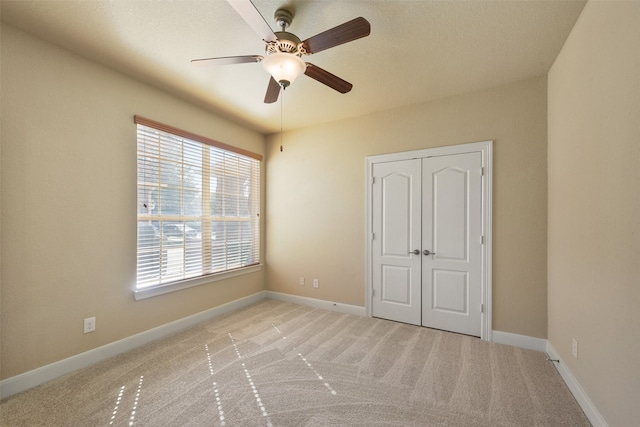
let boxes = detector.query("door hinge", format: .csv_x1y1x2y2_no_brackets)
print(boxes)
480,303,484,313
372,176,376,184
372,232,375,240
481,235,485,244
481,167,485,176
372,288,375,297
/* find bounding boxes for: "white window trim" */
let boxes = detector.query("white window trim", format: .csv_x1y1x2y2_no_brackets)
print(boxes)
133,264,262,300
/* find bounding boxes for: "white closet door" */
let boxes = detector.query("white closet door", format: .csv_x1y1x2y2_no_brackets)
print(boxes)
371,159,422,325
422,152,482,336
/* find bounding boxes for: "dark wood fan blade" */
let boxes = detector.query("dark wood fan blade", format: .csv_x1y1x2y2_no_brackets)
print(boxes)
227,0,278,43
191,55,262,67
264,77,281,103
302,17,370,54
304,63,353,94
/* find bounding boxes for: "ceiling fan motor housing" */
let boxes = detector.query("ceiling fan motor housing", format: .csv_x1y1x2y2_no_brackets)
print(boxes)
267,8,306,56
266,32,304,56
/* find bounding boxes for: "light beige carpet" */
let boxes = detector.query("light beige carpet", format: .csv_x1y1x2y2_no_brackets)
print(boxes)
1,299,590,426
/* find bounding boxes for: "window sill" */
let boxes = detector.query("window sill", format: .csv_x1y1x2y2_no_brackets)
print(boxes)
133,264,262,301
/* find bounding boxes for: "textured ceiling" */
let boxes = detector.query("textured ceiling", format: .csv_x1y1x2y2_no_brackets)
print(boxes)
1,0,586,134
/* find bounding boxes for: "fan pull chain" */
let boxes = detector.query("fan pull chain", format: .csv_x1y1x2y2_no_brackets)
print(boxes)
280,84,284,152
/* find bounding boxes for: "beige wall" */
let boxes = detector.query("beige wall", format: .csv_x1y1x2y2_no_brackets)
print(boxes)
547,2,640,426
0,24,265,379
266,76,549,339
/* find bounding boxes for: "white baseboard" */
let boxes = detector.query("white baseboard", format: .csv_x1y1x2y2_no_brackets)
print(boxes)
546,342,608,427
0,291,267,400
491,334,608,426
265,291,366,317
491,330,547,352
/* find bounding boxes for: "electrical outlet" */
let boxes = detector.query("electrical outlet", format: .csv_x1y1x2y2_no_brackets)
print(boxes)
84,317,96,334
299,277,305,286
313,279,319,289
572,338,578,359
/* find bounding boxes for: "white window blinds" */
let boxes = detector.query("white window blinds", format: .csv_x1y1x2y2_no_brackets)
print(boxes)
135,116,261,290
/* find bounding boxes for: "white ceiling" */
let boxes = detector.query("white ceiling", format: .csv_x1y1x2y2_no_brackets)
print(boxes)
1,0,586,134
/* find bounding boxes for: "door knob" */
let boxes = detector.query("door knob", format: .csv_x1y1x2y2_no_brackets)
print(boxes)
423,249,436,256
411,249,420,255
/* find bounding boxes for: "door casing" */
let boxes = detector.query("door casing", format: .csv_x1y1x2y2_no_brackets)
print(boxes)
365,140,493,341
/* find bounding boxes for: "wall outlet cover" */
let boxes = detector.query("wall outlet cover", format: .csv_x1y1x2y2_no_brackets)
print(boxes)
84,317,96,334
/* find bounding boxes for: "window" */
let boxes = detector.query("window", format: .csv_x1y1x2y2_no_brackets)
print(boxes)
135,116,261,294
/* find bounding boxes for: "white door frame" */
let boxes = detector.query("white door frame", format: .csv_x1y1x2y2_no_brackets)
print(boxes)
365,140,493,341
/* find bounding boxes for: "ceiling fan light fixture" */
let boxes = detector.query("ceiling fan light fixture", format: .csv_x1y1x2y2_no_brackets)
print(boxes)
262,52,306,87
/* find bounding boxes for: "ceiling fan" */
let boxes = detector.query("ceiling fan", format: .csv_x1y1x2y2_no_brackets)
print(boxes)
191,0,371,103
